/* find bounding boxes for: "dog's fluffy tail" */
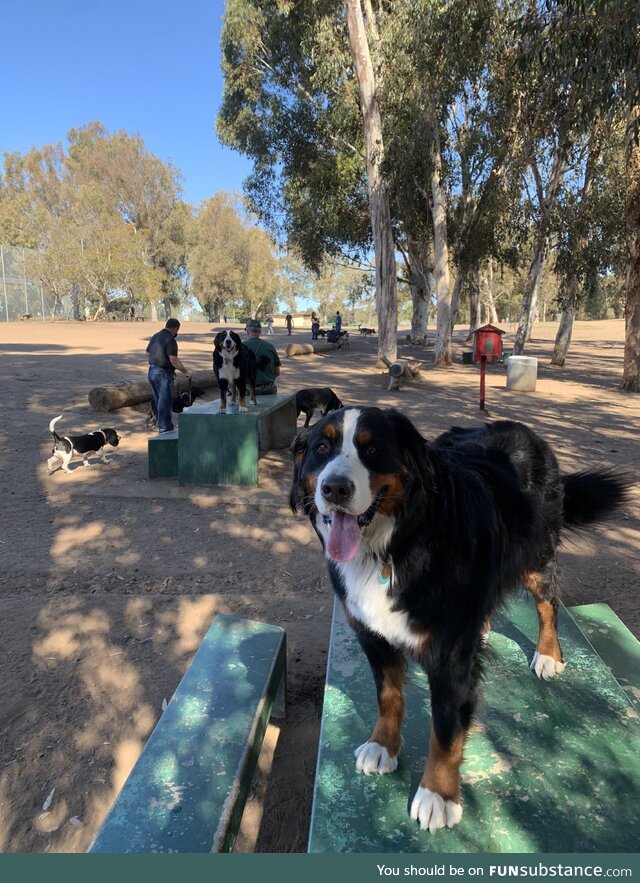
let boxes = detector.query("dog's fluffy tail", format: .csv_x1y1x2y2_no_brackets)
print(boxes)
49,415,63,435
562,470,631,527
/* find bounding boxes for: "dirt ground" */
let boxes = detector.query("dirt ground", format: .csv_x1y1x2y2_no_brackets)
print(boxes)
0,318,637,854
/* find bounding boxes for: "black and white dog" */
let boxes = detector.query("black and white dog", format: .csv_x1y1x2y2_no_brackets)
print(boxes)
47,415,120,474
146,384,206,429
290,408,629,833
295,387,343,427
212,330,257,413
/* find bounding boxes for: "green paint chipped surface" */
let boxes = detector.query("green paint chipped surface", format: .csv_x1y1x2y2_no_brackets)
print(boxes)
90,615,285,853
309,596,640,853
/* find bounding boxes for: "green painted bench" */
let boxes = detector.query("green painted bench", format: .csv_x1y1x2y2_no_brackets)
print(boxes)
308,595,640,853
89,615,286,853
147,393,297,486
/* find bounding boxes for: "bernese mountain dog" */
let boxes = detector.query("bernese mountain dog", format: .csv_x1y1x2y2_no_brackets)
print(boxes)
212,330,257,413
47,415,120,474
289,407,629,833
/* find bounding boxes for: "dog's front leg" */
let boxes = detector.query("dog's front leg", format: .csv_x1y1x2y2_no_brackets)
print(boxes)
47,455,61,475
99,450,110,464
351,623,406,775
411,646,481,832
218,379,229,413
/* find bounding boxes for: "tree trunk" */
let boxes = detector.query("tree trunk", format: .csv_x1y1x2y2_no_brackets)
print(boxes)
484,259,499,324
551,279,577,366
514,232,545,353
622,100,640,392
88,371,218,412
162,296,172,319
468,262,481,339
150,301,159,321
406,238,431,345
346,0,398,364
429,116,452,365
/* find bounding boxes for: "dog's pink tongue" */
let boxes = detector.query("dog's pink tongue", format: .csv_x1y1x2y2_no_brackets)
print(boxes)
326,511,361,563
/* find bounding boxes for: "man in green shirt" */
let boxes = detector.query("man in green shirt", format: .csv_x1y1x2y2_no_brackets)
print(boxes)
244,319,281,395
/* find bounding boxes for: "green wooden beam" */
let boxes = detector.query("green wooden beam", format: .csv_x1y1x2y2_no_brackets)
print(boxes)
90,615,286,853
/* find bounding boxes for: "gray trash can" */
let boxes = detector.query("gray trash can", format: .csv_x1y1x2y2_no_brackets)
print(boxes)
506,355,538,391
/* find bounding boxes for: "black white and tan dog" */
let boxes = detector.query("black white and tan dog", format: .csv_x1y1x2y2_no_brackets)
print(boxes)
289,407,629,833
146,384,206,428
295,387,344,427
47,415,121,474
212,330,257,413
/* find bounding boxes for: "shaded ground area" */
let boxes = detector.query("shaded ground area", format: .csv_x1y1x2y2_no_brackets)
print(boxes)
0,318,637,853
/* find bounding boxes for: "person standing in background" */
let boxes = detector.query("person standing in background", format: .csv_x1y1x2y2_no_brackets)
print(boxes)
311,312,319,340
334,311,342,334
285,313,293,335
146,318,191,433
266,314,274,334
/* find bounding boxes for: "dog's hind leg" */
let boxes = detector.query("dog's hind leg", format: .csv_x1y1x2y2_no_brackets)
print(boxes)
47,455,61,475
351,622,406,775
524,564,565,680
61,451,74,474
303,407,313,427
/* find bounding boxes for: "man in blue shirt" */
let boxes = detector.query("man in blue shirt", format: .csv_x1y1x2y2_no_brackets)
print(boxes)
146,318,191,433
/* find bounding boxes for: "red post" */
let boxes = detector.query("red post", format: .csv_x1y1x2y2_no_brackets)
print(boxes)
479,355,486,410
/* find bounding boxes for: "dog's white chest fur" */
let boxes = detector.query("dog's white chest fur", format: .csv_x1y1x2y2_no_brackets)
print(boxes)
218,351,240,383
317,513,422,651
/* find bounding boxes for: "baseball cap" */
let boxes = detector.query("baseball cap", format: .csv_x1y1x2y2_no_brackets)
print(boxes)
246,319,261,331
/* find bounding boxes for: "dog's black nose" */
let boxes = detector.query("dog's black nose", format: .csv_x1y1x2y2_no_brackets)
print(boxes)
321,475,355,505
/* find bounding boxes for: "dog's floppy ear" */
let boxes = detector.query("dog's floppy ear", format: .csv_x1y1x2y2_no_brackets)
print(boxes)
386,409,433,485
289,426,312,512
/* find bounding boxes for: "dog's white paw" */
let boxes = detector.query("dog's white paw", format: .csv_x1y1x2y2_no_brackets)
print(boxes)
354,741,398,774
83,461,91,467
531,652,565,680
239,405,249,413
410,787,462,833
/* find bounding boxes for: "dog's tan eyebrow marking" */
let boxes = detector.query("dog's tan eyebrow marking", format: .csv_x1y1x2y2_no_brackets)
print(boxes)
322,423,337,440
356,430,372,446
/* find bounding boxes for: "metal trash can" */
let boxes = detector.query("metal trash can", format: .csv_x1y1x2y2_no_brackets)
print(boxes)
506,355,538,391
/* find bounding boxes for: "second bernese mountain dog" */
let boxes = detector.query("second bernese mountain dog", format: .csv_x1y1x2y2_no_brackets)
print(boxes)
289,407,629,834
212,330,257,413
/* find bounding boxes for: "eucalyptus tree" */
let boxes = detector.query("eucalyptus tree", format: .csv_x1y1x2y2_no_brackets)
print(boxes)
517,0,639,388
218,0,402,360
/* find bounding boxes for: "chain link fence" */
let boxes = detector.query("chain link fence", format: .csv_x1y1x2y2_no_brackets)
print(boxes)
0,244,75,321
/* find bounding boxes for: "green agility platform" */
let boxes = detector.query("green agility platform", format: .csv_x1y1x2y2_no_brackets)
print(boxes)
308,596,640,853
569,603,640,713
148,430,179,478
178,393,296,486
89,615,286,854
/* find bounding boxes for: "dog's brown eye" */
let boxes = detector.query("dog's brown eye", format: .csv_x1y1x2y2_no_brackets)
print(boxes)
366,445,377,456
316,441,330,454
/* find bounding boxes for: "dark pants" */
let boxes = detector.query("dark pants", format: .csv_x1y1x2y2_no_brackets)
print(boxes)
148,365,175,432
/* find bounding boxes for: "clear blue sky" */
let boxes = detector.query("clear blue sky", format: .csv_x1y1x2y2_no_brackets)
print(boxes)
0,0,252,204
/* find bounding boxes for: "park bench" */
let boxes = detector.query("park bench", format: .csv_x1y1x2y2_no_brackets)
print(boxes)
308,597,640,853
148,392,296,486
89,614,286,854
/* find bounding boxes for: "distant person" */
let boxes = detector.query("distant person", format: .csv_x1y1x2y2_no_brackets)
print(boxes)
311,312,320,340
265,314,274,334
146,318,191,433
244,319,281,394
334,311,342,334
128,305,135,321
285,313,293,335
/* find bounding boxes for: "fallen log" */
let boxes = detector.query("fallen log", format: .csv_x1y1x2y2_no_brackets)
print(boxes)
285,342,340,357
88,371,217,412
380,357,423,390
